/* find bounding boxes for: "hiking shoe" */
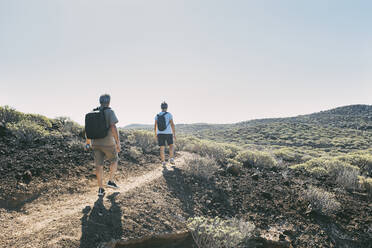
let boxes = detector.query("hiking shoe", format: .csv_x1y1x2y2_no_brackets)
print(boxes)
170,158,175,165
98,187,105,196
162,161,167,169
107,181,119,189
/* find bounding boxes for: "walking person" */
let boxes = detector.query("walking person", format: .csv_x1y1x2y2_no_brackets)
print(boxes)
85,94,121,196
154,101,176,168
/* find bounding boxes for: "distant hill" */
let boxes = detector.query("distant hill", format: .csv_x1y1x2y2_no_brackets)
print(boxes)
124,105,372,152
237,104,372,130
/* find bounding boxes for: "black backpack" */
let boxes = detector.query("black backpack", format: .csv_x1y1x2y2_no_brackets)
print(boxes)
157,112,169,131
85,107,110,139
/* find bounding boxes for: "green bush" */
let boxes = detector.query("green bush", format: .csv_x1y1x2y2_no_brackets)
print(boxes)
0,105,25,123
124,130,158,154
273,148,305,163
291,157,360,189
26,113,52,128
187,216,255,248
236,150,277,168
337,153,372,177
55,116,83,135
8,120,49,143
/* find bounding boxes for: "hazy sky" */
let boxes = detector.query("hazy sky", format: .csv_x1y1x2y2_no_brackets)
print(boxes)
1,0,371,126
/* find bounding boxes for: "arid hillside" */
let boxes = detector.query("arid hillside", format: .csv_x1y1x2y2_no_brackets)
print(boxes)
0,105,371,248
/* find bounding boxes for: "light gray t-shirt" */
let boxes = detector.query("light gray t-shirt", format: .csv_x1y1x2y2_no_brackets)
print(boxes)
155,112,173,134
92,108,119,146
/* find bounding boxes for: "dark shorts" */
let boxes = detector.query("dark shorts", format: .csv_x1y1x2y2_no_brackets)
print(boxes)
93,145,119,166
157,134,173,146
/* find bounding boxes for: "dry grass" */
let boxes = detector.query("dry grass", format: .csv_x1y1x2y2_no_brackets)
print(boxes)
183,154,219,180
304,186,341,215
236,150,277,168
187,216,255,248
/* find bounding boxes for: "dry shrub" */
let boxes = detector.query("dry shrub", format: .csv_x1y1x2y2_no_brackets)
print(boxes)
0,105,24,123
292,157,360,189
304,186,341,215
338,153,372,177
128,146,143,160
187,216,255,248
26,113,52,128
55,116,82,135
125,130,158,154
274,148,304,163
183,154,219,180
359,176,372,196
180,137,240,164
236,150,277,168
7,120,48,143
325,160,360,189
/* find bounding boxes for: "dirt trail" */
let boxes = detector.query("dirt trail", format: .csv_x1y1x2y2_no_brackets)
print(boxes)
0,154,188,248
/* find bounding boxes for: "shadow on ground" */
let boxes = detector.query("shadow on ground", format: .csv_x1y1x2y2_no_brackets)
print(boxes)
80,192,123,248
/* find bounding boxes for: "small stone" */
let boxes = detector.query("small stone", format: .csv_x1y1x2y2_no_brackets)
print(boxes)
262,191,272,200
227,164,241,176
252,173,259,180
23,170,32,183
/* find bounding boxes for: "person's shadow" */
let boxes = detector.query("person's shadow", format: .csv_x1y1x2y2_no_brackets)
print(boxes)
80,192,123,248
162,167,195,216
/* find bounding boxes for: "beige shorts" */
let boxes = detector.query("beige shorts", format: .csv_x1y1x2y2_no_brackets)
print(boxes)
93,145,119,166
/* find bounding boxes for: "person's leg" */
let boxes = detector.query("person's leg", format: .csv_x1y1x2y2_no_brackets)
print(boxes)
109,161,118,181
167,134,175,164
158,134,166,164
94,148,105,189
169,144,174,159
160,146,165,162
104,146,119,188
96,165,104,188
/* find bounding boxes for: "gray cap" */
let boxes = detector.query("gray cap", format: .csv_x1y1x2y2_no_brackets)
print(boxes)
99,94,111,104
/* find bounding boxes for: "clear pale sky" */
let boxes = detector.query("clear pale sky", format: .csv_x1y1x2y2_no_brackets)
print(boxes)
1,0,371,126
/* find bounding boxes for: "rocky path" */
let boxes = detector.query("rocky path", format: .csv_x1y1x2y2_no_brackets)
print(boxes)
0,154,188,248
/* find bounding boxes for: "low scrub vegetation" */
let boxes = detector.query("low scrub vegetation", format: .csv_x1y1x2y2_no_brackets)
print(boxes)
123,130,158,154
359,176,372,196
7,120,49,143
183,155,219,180
304,186,341,215
178,137,240,165
0,106,84,144
236,150,277,168
291,156,364,189
187,216,255,248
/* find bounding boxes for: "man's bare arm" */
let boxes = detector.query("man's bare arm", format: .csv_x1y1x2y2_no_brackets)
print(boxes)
170,119,176,141
111,124,121,152
154,121,158,139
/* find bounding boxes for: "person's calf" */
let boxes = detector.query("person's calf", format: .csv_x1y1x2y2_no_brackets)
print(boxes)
160,146,165,162
96,165,104,188
109,161,118,181
169,144,175,160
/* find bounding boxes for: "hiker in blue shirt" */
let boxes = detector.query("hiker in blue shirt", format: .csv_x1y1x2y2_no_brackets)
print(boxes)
154,102,176,168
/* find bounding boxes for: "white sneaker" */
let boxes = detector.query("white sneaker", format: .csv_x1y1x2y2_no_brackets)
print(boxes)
170,158,175,165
